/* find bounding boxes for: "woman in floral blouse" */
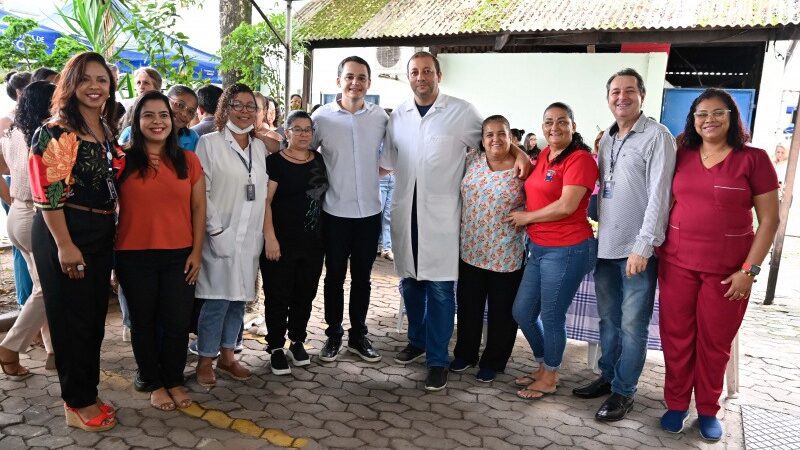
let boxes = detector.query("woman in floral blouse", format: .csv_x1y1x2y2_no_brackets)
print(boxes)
449,115,525,383
28,52,124,432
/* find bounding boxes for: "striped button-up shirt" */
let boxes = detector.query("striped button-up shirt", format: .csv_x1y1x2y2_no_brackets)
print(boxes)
312,101,388,218
597,112,676,259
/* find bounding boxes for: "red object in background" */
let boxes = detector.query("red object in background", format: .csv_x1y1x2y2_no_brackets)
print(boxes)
621,43,671,54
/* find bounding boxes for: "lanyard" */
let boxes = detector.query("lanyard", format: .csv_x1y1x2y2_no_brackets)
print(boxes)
607,132,633,181
232,142,253,181
85,123,114,176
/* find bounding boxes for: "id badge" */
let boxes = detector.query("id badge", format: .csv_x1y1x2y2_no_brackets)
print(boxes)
245,183,256,201
106,178,118,200
545,169,556,182
602,180,614,199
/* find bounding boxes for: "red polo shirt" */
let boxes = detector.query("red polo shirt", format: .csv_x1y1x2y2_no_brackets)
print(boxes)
657,145,778,274
525,147,598,246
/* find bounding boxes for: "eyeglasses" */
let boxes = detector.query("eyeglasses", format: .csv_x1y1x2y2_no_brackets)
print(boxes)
230,102,258,113
169,97,197,119
288,127,313,135
694,109,731,119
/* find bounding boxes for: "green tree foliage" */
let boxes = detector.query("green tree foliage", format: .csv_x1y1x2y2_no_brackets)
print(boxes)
0,16,89,76
219,14,306,104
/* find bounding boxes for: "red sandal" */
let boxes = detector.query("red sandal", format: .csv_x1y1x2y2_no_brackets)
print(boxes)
64,404,116,432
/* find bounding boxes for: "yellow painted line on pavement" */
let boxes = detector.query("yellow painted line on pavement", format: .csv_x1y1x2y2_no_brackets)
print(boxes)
100,370,308,448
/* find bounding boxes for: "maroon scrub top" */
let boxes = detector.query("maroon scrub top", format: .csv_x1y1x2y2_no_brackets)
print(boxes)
658,145,778,274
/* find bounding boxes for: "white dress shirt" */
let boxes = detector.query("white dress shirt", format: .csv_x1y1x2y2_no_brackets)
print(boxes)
194,129,268,302
381,93,482,281
311,101,388,218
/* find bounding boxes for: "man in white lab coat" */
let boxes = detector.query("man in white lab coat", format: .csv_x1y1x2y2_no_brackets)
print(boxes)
381,52,531,391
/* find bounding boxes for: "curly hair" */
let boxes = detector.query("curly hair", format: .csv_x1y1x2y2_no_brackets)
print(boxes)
677,88,748,151
13,81,56,143
214,83,257,133
50,52,118,136
121,90,187,183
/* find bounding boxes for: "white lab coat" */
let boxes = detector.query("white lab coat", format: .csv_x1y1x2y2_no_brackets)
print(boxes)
381,93,482,281
195,129,268,301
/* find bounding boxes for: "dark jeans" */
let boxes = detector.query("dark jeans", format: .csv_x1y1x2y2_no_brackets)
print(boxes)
321,212,381,341
454,260,522,372
116,248,195,390
260,243,324,351
32,208,115,409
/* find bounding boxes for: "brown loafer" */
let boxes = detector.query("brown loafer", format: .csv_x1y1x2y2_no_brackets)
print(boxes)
196,357,216,387
216,361,252,381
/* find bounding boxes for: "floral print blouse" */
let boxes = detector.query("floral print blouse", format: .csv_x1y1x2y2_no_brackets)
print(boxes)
460,148,526,272
28,123,125,210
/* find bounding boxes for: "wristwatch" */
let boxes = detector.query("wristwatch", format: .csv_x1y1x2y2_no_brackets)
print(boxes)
741,262,761,277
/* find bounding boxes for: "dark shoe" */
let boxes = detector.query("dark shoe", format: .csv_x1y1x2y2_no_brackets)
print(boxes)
573,376,612,399
698,415,723,441
595,393,635,422
346,337,382,363
133,370,158,393
661,410,689,433
318,337,341,362
476,368,496,383
448,357,473,373
425,367,448,391
394,344,425,365
270,349,291,376
287,341,311,366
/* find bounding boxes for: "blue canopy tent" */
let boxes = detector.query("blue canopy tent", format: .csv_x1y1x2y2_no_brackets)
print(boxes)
0,8,221,84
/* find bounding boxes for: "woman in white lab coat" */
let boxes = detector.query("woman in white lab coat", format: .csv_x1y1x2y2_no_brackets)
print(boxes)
194,84,267,387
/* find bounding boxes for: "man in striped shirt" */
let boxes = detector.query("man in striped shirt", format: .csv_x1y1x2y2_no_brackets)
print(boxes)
572,68,676,422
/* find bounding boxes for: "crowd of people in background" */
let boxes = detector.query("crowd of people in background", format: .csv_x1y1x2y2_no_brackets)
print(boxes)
0,50,781,444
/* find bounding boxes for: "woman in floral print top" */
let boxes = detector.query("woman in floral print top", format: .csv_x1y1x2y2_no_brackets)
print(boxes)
28,52,124,433
450,115,526,383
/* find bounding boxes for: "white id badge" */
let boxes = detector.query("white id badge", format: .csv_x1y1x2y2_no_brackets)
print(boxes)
602,180,614,199
245,183,256,201
106,178,118,200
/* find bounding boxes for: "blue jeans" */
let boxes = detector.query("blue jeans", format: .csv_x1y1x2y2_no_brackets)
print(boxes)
378,174,394,251
595,257,657,397
197,299,245,357
512,238,597,370
118,286,131,328
401,278,454,368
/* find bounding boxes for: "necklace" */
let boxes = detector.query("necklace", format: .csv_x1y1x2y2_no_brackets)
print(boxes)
700,147,731,161
282,149,311,163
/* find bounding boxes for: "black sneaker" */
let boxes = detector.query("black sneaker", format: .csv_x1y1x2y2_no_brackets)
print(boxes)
425,367,448,391
318,337,342,362
346,337,382,362
394,344,425,364
287,341,311,366
270,348,291,375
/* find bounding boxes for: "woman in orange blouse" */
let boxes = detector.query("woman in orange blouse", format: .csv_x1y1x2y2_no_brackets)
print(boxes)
28,52,124,432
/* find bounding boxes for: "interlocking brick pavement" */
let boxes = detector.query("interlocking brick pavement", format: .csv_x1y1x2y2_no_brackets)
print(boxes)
1,248,800,448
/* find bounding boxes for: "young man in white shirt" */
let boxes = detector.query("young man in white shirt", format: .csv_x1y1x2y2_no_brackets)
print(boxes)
313,56,389,363
381,52,531,390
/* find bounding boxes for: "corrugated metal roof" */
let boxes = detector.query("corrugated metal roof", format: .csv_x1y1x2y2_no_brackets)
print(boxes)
296,0,800,41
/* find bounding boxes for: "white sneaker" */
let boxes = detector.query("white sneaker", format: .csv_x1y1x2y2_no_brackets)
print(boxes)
381,250,394,261
122,326,131,342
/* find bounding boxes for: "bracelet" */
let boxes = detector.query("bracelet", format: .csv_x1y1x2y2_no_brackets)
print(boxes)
740,269,757,282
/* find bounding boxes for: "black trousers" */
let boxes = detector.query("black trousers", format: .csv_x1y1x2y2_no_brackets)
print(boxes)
260,242,324,352
321,211,381,340
32,209,114,409
454,260,523,371
116,248,194,389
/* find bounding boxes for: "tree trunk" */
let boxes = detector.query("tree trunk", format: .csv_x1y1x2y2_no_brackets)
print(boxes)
220,0,252,87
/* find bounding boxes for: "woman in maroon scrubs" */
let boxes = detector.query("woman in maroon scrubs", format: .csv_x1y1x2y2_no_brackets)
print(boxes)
657,88,779,441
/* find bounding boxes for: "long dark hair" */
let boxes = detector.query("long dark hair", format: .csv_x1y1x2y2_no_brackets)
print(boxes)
677,88,748,150
121,91,187,183
544,102,590,164
50,52,118,137
214,83,256,133
14,81,56,143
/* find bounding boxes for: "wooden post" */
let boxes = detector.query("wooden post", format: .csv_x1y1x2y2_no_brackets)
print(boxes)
764,96,800,305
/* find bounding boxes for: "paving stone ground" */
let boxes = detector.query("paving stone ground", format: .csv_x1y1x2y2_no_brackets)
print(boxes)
1,238,800,449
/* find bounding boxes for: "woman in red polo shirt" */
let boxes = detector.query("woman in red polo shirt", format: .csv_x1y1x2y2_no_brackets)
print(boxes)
506,102,598,399
657,88,778,441
115,91,206,412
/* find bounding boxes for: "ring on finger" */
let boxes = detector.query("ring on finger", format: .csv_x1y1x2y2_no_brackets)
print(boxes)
76,264,85,272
